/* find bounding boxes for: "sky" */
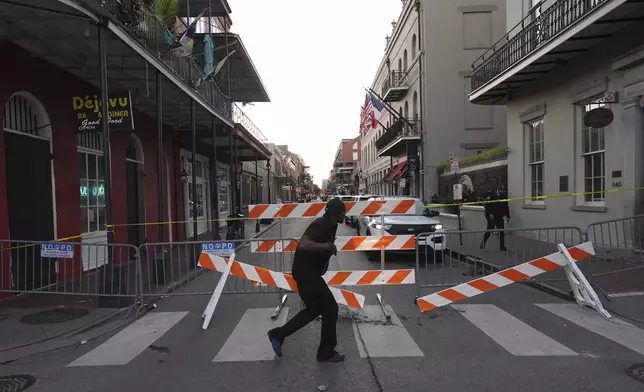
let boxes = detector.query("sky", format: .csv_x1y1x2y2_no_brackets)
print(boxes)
229,0,402,186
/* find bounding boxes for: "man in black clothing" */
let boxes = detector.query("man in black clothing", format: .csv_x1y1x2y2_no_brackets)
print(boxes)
481,187,510,251
267,198,346,362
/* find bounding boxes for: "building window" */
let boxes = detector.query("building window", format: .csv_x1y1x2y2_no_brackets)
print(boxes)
580,103,606,204
79,151,106,234
403,49,408,72
411,34,417,60
217,164,231,217
526,119,544,203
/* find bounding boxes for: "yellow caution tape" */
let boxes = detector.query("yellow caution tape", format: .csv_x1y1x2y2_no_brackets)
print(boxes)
0,232,108,252
9,185,633,238
425,185,644,209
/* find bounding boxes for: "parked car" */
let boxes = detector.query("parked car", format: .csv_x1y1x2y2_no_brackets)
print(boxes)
357,196,445,261
349,195,379,229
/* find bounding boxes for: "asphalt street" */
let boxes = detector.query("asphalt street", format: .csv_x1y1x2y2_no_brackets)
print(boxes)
2,219,644,392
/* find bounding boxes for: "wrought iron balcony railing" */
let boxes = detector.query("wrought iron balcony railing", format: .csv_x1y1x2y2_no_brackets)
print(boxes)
232,103,268,143
471,0,609,93
94,0,232,120
381,71,409,101
375,117,420,151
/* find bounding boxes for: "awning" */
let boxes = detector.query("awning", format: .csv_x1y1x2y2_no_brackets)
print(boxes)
396,162,409,179
384,161,406,182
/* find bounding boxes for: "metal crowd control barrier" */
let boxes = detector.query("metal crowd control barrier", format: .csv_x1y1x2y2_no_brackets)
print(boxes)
138,237,295,301
415,227,584,299
582,214,644,295
0,239,140,305
6,209,643,322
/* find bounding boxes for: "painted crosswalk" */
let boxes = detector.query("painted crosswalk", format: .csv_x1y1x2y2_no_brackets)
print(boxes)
63,303,644,367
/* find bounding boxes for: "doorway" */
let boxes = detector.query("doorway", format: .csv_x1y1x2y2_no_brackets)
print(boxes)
126,135,145,247
3,93,56,290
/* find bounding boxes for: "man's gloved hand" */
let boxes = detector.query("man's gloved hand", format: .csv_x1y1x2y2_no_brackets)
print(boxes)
328,242,338,256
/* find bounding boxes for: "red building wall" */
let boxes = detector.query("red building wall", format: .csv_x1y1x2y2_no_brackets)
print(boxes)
0,42,181,288
340,137,360,162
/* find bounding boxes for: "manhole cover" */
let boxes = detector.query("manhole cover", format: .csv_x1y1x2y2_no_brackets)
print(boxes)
0,375,36,391
19,308,89,325
626,363,644,383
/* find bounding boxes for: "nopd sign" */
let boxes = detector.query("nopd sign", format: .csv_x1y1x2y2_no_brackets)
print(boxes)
72,91,134,132
201,242,235,257
40,243,74,259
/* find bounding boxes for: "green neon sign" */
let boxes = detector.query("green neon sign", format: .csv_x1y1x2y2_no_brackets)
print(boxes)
80,185,105,197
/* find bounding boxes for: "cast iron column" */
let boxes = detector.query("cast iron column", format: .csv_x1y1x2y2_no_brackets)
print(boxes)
191,100,198,241
156,72,164,242
98,20,113,245
211,118,220,240
255,153,260,233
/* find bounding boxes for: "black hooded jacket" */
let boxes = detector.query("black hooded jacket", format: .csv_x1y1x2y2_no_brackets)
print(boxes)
484,191,510,220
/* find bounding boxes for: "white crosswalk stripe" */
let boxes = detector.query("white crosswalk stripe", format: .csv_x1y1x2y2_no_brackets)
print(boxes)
453,304,577,356
537,303,644,356
68,311,188,367
352,305,424,358
213,307,290,362
64,303,644,366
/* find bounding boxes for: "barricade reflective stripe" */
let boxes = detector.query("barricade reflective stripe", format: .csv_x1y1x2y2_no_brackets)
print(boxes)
250,235,416,253
254,269,415,286
198,253,365,309
323,269,415,285
416,242,595,312
248,199,420,219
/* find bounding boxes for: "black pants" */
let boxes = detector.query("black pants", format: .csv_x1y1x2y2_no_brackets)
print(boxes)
272,275,338,358
482,217,506,250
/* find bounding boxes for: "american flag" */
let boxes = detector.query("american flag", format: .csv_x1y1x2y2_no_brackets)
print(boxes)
360,92,385,135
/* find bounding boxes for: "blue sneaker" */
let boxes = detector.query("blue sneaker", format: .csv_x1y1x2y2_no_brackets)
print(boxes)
317,351,345,362
267,330,283,357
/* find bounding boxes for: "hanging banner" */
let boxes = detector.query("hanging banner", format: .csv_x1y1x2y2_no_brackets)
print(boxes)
72,91,134,132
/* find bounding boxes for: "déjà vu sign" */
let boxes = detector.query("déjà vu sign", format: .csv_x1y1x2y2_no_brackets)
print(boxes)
72,91,134,132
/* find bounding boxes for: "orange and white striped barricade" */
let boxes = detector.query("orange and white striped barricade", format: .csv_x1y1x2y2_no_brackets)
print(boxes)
416,242,597,313
253,268,415,287
198,252,366,310
201,251,235,330
248,199,422,219
250,235,416,253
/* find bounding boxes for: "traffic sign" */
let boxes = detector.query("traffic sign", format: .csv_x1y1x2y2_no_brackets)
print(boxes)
201,242,235,257
453,184,463,201
450,156,459,173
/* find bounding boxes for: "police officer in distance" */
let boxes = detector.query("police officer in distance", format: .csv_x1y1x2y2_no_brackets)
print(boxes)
481,186,510,251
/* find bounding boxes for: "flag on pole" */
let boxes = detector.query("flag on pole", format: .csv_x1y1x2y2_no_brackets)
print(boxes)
360,92,385,135
172,9,206,57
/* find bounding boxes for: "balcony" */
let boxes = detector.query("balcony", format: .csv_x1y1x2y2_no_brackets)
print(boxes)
376,118,421,157
381,71,409,102
469,0,644,105
86,0,234,119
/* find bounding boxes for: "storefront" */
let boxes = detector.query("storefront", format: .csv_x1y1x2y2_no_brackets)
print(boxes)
0,43,181,291
180,150,212,238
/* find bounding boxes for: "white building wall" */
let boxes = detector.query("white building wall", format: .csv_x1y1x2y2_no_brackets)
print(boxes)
505,21,644,230
422,0,507,198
